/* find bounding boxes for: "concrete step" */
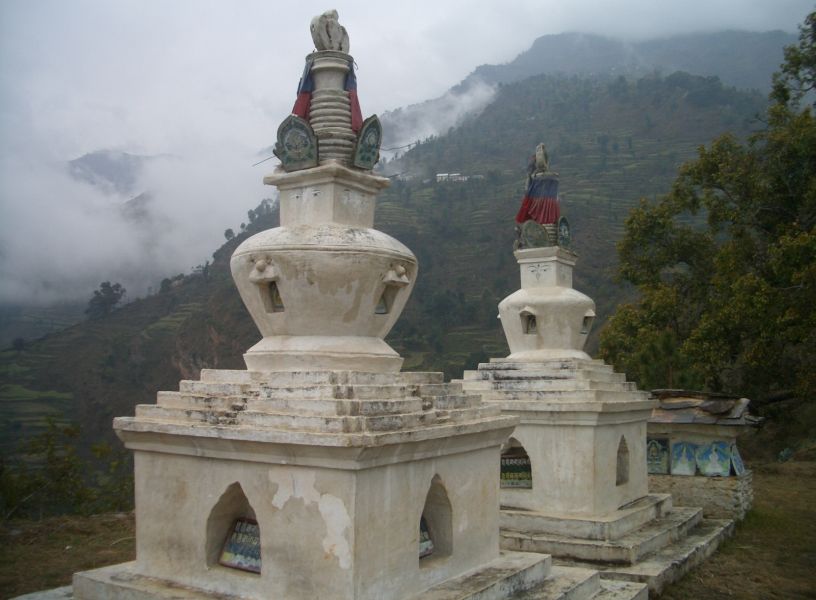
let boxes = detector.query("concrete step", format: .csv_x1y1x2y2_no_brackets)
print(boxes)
440,405,503,424
415,550,551,599
199,369,443,386
136,404,426,433
239,409,422,433
591,580,648,600
482,359,608,370
559,518,734,595
501,494,673,541
134,393,497,433
427,393,483,410
247,396,424,417
417,382,464,396
399,371,446,384
256,383,412,401
178,380,253,397
464,367,625,385
479,389,650,404
469,380,638,393
502,507,703,564
514,565,600,600
157,391,435,419
517,567,647,599
156,391,248,412
134,404,243,426
480,362,614,378
476,370,624,384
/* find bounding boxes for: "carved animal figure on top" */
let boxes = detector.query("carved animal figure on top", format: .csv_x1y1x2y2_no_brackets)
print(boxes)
310,10,350,52
527,143,556,184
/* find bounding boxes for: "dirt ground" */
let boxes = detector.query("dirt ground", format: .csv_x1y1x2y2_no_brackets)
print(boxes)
659,460,816,600
0,512,134,598
1,461,814,599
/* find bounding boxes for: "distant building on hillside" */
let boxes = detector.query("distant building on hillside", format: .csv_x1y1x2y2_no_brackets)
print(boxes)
436,172,469,182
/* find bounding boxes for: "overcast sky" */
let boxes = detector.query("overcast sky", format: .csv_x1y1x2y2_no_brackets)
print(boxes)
0,0,811,304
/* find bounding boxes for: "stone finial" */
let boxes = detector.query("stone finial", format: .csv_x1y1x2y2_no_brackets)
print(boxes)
534,143,550,175
310,10,350,52
515,142,568,249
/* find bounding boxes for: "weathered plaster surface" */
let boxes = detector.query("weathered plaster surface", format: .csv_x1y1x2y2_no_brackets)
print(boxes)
649,471,753,520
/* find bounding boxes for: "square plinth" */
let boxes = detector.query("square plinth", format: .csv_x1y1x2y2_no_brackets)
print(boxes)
80,369,529,600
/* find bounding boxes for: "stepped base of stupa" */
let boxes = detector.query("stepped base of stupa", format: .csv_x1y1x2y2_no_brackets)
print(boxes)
67,368,560,600
551,518,733,595
501,501,733,594
460,358,734,595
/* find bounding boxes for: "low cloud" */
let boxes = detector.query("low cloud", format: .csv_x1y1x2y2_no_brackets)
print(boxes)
0,143,269,304
381,78,497,159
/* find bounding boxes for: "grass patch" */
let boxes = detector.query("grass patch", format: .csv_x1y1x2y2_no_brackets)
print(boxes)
661,460,816,600
139,303,202,340
0,513,135,597
0,384,73,401
0,362,30,378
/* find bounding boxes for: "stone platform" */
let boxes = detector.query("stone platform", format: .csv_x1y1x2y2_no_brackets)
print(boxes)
73,552,553,600
16,559,648,600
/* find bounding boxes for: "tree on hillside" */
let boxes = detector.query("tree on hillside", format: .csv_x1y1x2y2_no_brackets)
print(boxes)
85,281,126,320
600,11,816,403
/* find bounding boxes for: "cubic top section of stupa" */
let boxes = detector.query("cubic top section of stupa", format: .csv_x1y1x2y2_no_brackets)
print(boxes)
229,10,411,373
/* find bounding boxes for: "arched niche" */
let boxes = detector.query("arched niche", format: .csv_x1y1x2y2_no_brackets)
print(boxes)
206,482,261,573
263,281,285,313
419,474,453,563
520,309,537,335
616,436,630,486
500,438,533,489
375,285,398,315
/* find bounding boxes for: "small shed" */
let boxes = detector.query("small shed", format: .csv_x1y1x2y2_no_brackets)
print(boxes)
647,390,761,520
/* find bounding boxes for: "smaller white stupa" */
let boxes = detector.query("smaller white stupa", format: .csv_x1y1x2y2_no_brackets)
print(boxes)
459,145,734,595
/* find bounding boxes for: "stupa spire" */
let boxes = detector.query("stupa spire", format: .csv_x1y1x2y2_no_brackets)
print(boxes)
274,10,381,170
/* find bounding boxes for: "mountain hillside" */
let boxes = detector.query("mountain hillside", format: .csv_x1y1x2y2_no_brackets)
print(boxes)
382,30,791,149
68,151,156,197
469,30,795,90
0,70,768,459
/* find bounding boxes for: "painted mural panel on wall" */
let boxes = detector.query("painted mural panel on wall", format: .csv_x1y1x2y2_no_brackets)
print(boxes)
501,451,533,489
695,441,732,477
219,518,262,574
731,443,746,476
670,442,698,476
419,516,434,558
647,438,670,474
